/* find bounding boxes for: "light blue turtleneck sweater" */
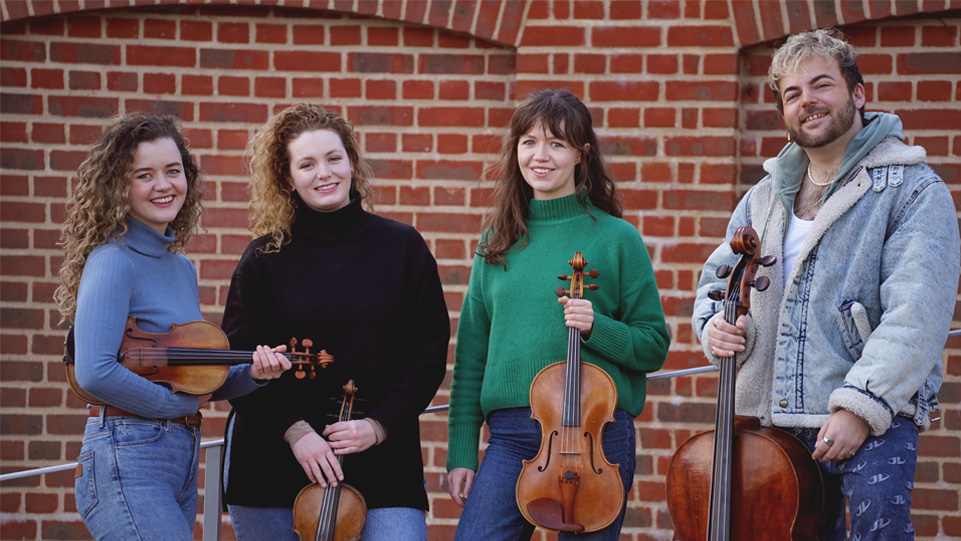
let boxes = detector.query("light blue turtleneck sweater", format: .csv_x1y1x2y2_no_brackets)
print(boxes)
74,216,260,418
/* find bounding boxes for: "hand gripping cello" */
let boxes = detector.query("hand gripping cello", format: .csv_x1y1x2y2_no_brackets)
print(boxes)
666,226,823,540
515,252,624,533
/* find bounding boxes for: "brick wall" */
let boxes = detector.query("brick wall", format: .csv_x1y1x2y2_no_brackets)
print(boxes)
1,1,958,539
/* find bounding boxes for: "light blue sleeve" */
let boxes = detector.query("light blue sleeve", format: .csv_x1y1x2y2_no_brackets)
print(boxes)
73,247,200,418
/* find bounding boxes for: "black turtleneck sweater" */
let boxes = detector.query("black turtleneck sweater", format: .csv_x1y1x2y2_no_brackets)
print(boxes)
222,198,450,510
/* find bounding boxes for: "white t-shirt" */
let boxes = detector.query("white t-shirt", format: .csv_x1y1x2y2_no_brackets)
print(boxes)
783,206,814,290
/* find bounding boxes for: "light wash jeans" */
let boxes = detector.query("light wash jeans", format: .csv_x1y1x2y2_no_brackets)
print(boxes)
74,415,201,540
453,407,636,541
785,415,919,541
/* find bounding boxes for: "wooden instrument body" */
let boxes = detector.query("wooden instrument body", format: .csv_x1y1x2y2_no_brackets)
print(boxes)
64,316,332,405
517,360,623,533
666,416,824,540
292,483,366,541
515,252,624,534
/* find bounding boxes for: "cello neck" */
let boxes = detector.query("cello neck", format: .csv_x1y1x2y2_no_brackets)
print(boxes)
562,326,582,428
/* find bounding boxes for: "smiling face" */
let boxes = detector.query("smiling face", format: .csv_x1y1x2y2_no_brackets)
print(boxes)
127,137,188,233
287,129,354,213
779,56,865,150
517,121,585,200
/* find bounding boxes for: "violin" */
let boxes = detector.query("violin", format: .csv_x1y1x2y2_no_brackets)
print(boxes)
515,252,623,533
63,317,333,405
666,226,823,540
292,380,367,541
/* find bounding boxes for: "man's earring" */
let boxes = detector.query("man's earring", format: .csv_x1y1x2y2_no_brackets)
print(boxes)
786,130,794,143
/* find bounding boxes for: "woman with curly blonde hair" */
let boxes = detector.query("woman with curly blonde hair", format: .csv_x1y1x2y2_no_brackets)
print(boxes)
57,112,289,540
221,103,449,541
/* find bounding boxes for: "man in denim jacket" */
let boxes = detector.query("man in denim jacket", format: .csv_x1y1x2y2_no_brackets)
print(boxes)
692,29,959,540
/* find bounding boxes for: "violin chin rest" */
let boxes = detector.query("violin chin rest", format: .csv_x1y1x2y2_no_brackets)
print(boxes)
526,498,585,532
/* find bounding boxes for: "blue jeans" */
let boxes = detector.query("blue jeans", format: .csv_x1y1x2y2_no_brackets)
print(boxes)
74,415,201,540
785,416,919,540
228,504,427,540
454,407,636,541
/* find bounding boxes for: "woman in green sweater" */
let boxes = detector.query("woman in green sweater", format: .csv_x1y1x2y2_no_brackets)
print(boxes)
446,89,670,540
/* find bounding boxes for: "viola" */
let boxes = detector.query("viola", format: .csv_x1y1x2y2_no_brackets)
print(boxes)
292,380,367,541
515,252,623,533
665,226,823,540
63,317,333,405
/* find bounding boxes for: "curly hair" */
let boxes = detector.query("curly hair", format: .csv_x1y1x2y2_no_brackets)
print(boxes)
478,88,621,268
769,28,865,119
248,103,374,253
55,112,204,323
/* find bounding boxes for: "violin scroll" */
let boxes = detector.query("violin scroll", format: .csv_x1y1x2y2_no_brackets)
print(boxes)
289,337,334,380
555,252,599,299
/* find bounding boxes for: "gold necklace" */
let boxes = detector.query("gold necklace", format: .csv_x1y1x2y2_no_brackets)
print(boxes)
806,163,834,187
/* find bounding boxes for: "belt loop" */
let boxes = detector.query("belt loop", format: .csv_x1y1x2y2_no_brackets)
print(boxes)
164,418,172,431
97,405,106,428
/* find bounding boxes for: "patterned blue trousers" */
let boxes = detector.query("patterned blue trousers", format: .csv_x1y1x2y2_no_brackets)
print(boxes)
785,416,919,541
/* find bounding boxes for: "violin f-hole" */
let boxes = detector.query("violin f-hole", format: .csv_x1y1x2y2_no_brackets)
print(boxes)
537,430,559,472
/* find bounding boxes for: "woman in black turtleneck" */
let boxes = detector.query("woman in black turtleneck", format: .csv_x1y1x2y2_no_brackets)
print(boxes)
221,103,450,540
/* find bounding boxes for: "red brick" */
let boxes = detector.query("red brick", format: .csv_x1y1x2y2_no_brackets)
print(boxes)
667,25,734,47
368,27,399,46
106,17,138,39
438,134,468,154
520,25,585,46
0,122,27,143
30,68,64,89
256,23,287,44
331,25,362,45
67,16,101,38
276,51,341,72
144,18,176,40
183,74,213,95
881,26,916,47
590,81,658,102
106,71,137,92
218,22,249,44
348,106,414,126
418,107,485,127
144,73,175,94
293,24,326,45
403,134,432,152
127,45,195,67
416,160,484,181
0,67,27,87
592,26,660,47
181,20,212,42
200,49,269,70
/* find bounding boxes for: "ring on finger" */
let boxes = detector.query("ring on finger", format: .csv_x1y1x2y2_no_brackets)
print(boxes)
822,436,834,447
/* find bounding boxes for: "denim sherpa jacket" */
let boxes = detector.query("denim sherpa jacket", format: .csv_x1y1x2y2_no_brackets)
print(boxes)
693,136,960,436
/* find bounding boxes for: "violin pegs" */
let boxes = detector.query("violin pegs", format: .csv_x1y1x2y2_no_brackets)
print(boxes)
555,287,567,297
585,284,599,290
715,264,731,279
760,255,777,267
302,338,313,353
558,275,571,281
587,269,599,278
708,290,725,301
752,276,770,292
294,368,306,379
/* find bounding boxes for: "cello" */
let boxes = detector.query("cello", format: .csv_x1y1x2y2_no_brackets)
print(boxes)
63,317,333,405
515,252,624,533
666,226,823,540
292,380,367,541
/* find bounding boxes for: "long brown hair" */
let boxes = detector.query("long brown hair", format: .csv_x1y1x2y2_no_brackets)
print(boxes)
478,88,621,267
55,112,204,323
247,103,374,253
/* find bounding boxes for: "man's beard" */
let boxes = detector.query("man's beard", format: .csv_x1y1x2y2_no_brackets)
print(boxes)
787,96,857,149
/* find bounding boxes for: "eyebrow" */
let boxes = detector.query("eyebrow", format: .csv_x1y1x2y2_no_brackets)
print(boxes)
132,162,181,174
782,73,836,95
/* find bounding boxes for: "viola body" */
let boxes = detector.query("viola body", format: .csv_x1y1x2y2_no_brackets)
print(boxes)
292,482,366,541
666,416,824,540
516,360,623,533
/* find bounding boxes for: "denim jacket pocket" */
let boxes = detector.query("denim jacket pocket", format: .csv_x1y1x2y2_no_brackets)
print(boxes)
837,300,872,360
74,451,98,518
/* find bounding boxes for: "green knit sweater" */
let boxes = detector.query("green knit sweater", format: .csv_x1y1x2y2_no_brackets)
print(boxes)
447,194,670,472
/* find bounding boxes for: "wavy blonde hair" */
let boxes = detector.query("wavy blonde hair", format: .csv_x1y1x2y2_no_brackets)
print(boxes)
248,103,374,253
55,113,204,323
769,28,865,119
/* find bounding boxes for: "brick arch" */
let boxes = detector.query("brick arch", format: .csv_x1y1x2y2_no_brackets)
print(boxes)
731,0,952,47
0,0,527,46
